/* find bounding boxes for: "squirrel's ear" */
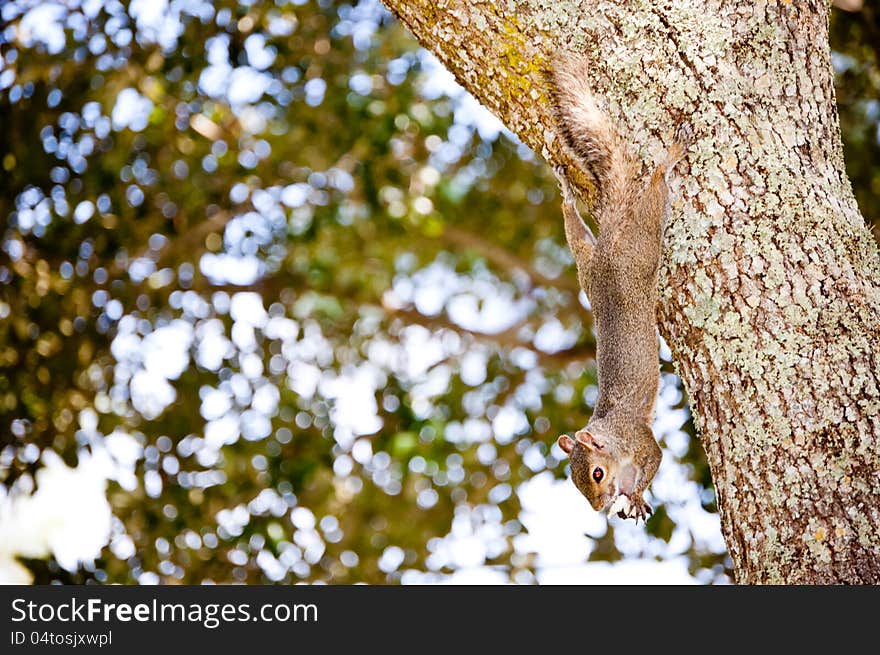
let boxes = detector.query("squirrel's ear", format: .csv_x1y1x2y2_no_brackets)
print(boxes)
557,434,576,455
575,430,604,451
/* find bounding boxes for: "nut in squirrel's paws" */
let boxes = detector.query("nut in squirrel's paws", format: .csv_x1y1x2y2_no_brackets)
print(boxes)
607,495,630,518
607,494,653,523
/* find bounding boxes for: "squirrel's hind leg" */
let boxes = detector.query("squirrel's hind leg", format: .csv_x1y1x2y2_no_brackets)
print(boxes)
638,124,693,238
555,166,597,244
555,166,596,296
655,122,693,185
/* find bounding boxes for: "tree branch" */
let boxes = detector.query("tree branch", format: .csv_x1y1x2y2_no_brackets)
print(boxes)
436,225,582,294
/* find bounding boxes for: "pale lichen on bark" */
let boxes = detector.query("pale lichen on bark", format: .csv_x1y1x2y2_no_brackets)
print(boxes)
382,0,880,583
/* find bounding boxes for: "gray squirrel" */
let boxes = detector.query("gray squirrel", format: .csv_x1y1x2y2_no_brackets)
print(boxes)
549,53,692,521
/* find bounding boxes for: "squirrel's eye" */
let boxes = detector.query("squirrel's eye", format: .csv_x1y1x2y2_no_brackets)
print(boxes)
592,467,604,483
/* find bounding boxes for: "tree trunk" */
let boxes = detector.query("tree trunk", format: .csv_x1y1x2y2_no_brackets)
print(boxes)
382,0,880,583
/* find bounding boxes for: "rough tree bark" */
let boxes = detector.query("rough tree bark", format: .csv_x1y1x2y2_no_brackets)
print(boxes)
381,0,880,583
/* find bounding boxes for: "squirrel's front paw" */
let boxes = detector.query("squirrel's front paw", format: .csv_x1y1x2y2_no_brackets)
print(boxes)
608,494,653,523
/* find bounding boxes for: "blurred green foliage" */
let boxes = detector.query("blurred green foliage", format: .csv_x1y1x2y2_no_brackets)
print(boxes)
0,0,874,584
833,2,880,243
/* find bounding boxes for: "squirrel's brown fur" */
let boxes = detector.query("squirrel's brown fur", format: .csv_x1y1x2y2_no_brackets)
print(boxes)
550,53,691,521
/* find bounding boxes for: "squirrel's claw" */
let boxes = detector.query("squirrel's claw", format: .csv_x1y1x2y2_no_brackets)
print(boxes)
613,495,653,523
674,121,694,148
553,165,577,204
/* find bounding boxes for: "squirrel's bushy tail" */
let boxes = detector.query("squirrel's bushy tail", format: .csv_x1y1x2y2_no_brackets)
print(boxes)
549,54,633,215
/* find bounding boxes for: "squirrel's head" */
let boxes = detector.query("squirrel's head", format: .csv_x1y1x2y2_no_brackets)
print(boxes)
557,429,620,511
